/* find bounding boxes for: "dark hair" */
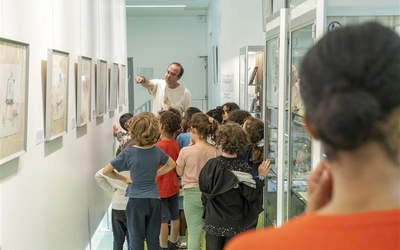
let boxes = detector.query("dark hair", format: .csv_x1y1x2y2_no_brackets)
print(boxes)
222,102,240,113
206,108,223,124
119,113,134,130
215,122,249,154
159,110,181,136
167,106,182,118
300,22,400,162
228,110,252,125
169,62,184,77
190,113,218,141
183,107,202,121
243,117,264,163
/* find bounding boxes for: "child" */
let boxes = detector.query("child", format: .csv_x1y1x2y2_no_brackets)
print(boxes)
103,112,177,250
176,107,202,149
239,116,265,178
220,102,240,123
176,113,221,250
175,107,202,248
156,110,181,250
113,113,134,156
227,110,251,126
199,122,271,250
95,168,129,250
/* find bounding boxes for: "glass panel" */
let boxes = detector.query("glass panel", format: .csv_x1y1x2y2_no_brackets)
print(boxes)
239,54,246,109
288,24,314,219
264,37,279,227
326,16,400,35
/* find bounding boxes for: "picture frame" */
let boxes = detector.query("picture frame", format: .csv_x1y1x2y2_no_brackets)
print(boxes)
95,59,107,117
45,49,69,141
118,64,126,106
108,63,118,111
76,56,92,127
0,38,29,165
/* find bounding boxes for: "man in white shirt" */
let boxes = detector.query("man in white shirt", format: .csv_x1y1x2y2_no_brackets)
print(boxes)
95,168,129,250
135,62,192,115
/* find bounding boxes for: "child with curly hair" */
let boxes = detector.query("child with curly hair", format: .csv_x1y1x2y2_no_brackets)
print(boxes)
103,112,177,250
156,110,182,250
199,122,271,250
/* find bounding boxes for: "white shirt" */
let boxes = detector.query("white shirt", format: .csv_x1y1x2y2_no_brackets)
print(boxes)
94,169,129,210
149,79,192,115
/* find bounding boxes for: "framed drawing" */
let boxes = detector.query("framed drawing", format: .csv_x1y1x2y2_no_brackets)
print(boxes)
118,64,126,106
95,59,107,116
45,49,69,141
76,56,92,126
109,63,118,111
0,38,29,165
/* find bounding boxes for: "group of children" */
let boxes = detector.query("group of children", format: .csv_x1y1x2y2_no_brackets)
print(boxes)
95,102,271,250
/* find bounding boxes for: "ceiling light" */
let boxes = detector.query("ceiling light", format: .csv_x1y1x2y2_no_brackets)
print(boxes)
126,5,186,8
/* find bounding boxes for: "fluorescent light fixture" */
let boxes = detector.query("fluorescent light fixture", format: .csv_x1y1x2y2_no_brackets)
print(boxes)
126,5,186,8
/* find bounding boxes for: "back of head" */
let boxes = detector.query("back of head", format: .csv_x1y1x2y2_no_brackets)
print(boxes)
228,110,252,125
300,22,400,162
183,107,202,120
127,112,160,146
206,108,223,124
222,102,240,113
215,121,249,154
159,110,181,135
190,112,219,140
167,106,182,118
119,113,134,130
243,117,264,163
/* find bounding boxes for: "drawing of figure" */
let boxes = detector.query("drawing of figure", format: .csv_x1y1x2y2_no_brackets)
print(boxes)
52,72,64,120
1,64,21,138
81,74,90,123
3,71,15,125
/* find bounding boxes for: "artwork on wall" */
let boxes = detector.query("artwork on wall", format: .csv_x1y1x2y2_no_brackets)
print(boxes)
213,46,219,84
0,38,29,165
45,49,69,141
76,56,92,126
109,63,118,111
118,64,126,106
95,59,107,117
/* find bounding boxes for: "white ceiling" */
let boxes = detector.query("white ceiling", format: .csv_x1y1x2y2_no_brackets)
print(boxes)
126,0,212,17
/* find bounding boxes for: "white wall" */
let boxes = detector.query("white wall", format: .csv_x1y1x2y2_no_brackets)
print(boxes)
127,16,208,111
0,0,127,249
219,0,265,105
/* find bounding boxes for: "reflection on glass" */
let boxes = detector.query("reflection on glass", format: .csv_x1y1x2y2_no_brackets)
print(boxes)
289,25,314,219
326,15,400,35
264,37,280,227
239,54,245,109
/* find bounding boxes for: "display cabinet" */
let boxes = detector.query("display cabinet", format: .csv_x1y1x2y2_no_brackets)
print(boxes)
239,46,265,119
263,8,290,227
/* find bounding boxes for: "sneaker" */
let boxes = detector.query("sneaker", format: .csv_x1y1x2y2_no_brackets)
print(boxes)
177,241,187,249
168,240,179,250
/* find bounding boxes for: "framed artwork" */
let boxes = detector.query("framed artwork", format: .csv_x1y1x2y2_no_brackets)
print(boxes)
0,38,29,165
95,59,107,116
76,56,92,126
45,49,69,141
109,63,118,111
118,64,126,106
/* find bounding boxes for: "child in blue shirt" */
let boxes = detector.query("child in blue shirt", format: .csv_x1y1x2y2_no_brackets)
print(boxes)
103,112,177,250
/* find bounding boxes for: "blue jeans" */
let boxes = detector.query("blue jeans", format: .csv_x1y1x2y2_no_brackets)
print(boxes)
183,187,203,250
112,209,129,250
126,198,161,250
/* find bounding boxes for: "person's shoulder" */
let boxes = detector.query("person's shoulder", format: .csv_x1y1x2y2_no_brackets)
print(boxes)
226,215,312,250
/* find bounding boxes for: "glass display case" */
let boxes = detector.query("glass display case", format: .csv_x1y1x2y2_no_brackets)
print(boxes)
239,46,265,119
263,8,290,227
288,24,314,219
